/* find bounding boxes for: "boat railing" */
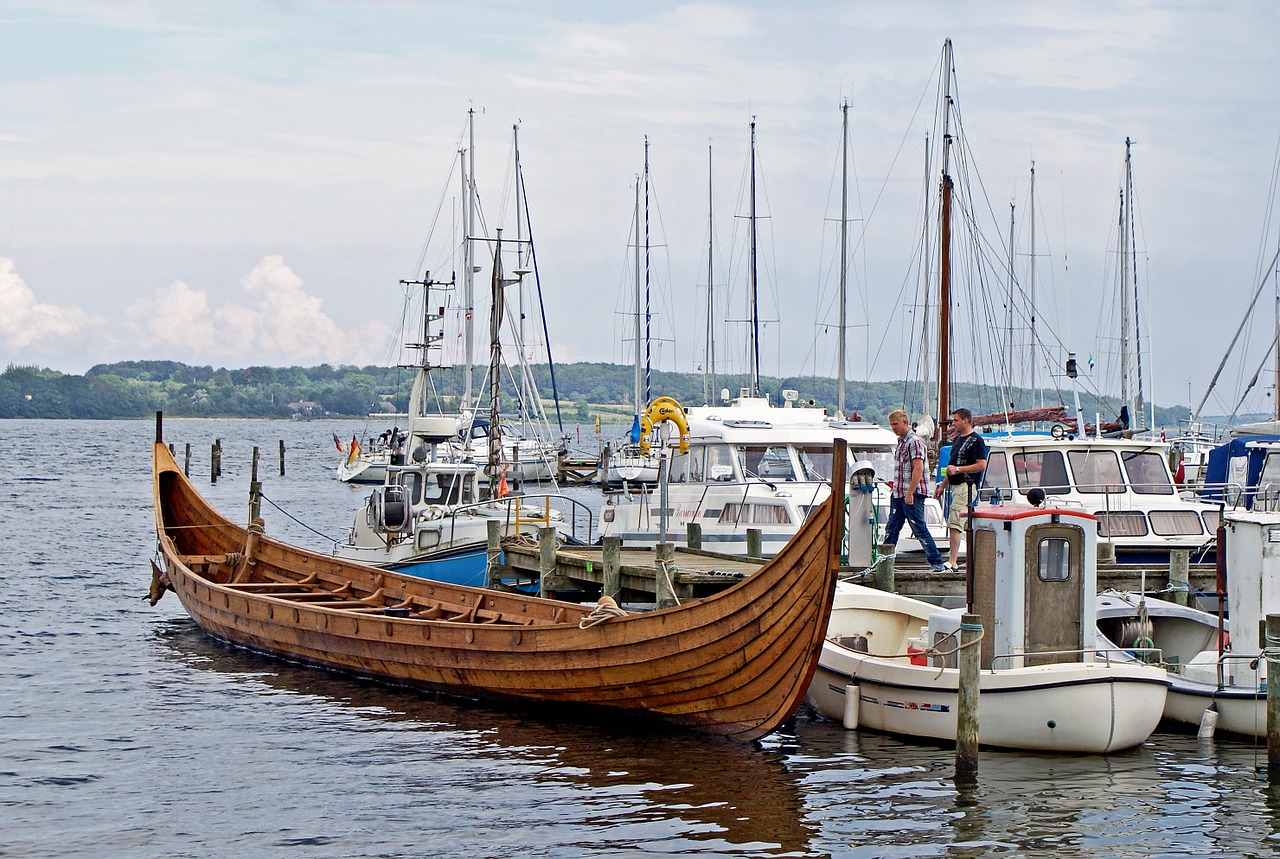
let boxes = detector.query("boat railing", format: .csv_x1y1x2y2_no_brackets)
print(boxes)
1209,652,1265,690
440,493,598,545
988,646,1162,669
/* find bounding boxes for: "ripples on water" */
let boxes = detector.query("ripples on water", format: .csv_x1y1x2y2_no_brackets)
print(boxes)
4,418,1280,857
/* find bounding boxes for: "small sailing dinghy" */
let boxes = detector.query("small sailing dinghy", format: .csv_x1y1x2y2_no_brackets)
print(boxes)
806,505,1170,752
148,415,843,740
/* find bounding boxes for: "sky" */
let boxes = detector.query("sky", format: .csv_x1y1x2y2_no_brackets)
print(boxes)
1,0,1278,416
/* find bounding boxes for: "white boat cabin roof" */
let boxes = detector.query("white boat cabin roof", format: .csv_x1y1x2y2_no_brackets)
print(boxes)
683,396,897,448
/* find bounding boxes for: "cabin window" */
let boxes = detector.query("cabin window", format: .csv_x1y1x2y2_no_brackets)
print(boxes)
1067,450,1124,494
705,444,737,482
1012,451,1071,495
797,445,833,481
1121,451,1175,495
742,445,795,480
983,451,1010,489
401,472,424,505
719,503,792,525
1202,510,1220,533
1037,537,1072,582
1149,510,1204,536
1096,511,1148,537
670,450,695,483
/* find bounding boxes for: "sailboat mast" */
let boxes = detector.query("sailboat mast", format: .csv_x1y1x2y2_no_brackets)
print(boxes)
937,39,954,438
1006,200,1015,402
1119,138,1133,418
487,230,505,500
749,118,761,398
838,99,849,417
632,176,642,417
644,136,652,408
705,142,717,405
514,123,528,420
1030,160,1038,409
463,108,477,411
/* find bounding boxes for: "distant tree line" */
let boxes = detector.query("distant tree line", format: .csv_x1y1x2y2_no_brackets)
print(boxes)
0,360,1195,430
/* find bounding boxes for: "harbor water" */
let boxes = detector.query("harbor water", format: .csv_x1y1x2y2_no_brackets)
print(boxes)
6,417,1280,858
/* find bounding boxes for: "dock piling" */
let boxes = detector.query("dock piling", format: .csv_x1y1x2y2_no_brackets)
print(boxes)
655,542,677,609
746,528,763,559
955,612,981,785
1168,549,1190,606
184,443,191,477
538,527,557,600
602,537,621,600
686,522,702,551
279,439,286,476
1269,613,1280,779
249,446,262,522
486,520,502,588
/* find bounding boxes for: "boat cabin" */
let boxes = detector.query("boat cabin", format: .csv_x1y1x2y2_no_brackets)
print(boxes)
976,435,1219,556
927,505,1100,670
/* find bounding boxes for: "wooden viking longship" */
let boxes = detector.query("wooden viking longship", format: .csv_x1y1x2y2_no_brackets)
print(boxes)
149,417,843,740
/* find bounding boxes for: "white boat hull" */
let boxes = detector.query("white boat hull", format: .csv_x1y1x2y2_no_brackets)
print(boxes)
809,649,1168,753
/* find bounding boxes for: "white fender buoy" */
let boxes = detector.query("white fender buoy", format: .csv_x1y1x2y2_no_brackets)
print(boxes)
843,683,861,730
1197,702,1219,739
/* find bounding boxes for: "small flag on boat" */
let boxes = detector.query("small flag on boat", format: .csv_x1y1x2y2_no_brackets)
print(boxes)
333,432,343,452
346,435,360,465
1087,354,1095,372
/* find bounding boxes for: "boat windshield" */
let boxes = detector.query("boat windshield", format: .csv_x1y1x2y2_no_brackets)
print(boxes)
1012,451,1071,495
740,445,795,480
1121,451,1174,495
1067,450,1125,494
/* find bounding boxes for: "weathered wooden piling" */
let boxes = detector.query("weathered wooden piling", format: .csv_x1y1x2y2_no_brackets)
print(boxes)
1168,549,1190,606
183,443,191,477
1268,613,1280,779
210,443,219,484
279,439,286,476
655,542,677,608
249,446,262,522
686,522,703,551
873,552,895,593
602,536,621,600
746,528,763,559
955,612,981,785
486,519,502,587
538,526,557,600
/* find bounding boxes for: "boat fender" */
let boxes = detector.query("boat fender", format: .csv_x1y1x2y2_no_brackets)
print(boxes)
843,683,861,730
1197,702,1219,739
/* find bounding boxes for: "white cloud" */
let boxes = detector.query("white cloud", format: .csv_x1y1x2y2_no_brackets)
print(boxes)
0,257,90,349
125,256,394,367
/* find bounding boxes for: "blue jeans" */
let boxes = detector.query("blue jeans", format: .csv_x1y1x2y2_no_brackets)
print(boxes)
883,493,943,566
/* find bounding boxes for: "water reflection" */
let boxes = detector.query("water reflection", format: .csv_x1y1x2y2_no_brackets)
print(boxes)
152,619,820,857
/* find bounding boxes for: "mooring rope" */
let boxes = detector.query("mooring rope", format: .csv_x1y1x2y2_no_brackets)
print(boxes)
579,596,629,629
259,494,340,544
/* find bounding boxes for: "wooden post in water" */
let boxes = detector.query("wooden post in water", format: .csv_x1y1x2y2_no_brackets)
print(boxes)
1168,549,1190,607
686,522,702,551
184,443,191,477
210,443,218,484
955,612,982,785
249,446,262,523
279,439,286,476
655,542,677,609
214,439,223,479
602,536,621,600
155,411,164,443
1269,613,1280,779
168,442,175,456
486,519,502,588
746,528,763,559
873,553,895,593
538,526,557,600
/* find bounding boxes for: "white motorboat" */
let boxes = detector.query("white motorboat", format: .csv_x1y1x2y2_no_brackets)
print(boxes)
1095,507,1280,738
600,391,947,559
978,432,1221,563
807,504,1169,753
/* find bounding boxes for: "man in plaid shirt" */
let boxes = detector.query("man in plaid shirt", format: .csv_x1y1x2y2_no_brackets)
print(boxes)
884,409,945,571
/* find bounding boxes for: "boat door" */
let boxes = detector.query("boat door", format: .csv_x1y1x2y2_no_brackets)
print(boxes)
1023,522,1085,666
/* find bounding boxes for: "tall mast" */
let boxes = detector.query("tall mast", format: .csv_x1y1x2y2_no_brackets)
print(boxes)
705,142,717,405
486,231,505,499
1006,200,1015,401
1029,161,1038,409
462,108,477,411
838,99,849,417
632,175,642,417
513,122,528,420
749,117,761,397
1119,138,1132,419
937,38,954,438
644,136,652,408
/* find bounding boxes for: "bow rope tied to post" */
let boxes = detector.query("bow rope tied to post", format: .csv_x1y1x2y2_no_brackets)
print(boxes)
579,595,629,629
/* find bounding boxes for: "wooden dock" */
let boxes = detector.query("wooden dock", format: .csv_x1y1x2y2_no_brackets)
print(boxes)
499,538,1218,604
555,454,600,486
